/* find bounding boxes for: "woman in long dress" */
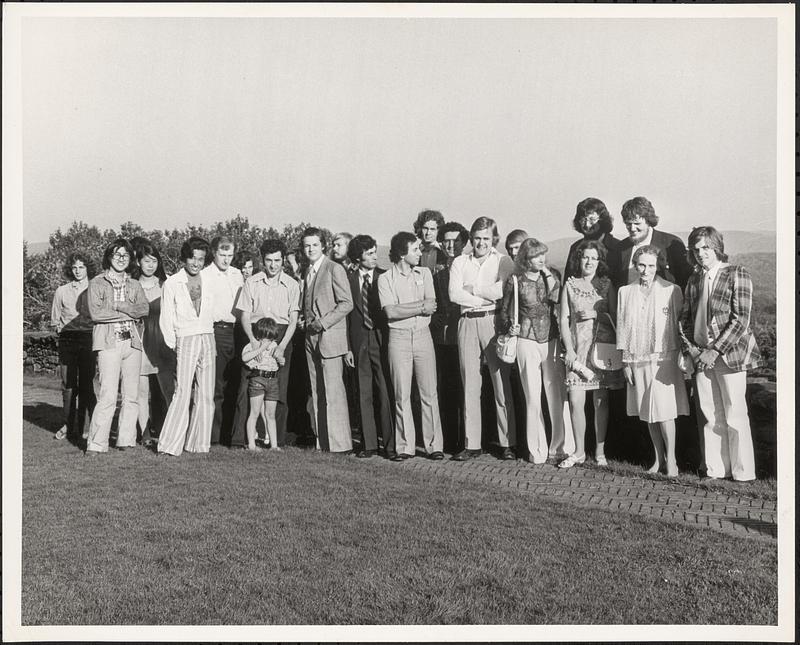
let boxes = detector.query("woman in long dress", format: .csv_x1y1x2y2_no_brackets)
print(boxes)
616,245,690,477
559,240,624,468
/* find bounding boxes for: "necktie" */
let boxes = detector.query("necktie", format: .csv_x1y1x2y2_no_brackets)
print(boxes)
693,271,711,347
362,272,373,330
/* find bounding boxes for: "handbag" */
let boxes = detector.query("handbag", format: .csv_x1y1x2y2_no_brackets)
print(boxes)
495,275,518,364
589,312,623,372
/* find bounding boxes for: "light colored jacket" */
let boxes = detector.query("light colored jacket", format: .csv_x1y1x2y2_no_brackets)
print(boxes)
302,257,353,358
159,269,215,349
87,273,149,351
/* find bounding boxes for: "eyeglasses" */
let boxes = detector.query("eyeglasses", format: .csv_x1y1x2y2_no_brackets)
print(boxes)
112,252,130,260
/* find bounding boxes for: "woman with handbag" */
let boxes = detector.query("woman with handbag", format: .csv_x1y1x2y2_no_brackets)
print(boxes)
558,240,624,469
499,238,574,464
616,245,690,477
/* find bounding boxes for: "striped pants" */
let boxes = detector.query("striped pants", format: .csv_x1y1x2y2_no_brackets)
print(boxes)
158,334,216,456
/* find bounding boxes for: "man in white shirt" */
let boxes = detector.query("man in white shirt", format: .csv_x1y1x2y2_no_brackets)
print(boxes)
158,237,216,456
448,217,516,461
201,236,244,445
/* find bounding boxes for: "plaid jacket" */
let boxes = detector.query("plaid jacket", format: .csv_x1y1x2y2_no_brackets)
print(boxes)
679,264,761,372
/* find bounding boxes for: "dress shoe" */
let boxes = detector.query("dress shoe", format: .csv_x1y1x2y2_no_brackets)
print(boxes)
451,449,481,461
383,451,398,460
500,447,516,461
428,451,445,461
391,453,414,461
356,449,377,458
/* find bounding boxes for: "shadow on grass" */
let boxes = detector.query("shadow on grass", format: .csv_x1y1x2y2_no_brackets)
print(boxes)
729,516,777,539
23,403,63,434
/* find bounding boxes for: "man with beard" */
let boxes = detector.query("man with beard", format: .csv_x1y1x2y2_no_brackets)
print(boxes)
563,198,623,287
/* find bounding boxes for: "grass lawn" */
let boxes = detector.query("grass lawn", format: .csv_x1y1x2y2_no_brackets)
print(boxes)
20,390,777,627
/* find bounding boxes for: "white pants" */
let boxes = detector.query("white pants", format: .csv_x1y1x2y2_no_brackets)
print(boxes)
458,315,515,450
158,334,215,456
87,338,142,451
695,362,755,481
516,337,574,463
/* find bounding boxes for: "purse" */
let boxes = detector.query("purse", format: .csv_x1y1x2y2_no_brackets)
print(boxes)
589,312,623,372
495,275,518,364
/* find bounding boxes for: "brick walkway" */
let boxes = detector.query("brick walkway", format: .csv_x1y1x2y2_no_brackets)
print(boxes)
24,381,776,541
398,455,776,541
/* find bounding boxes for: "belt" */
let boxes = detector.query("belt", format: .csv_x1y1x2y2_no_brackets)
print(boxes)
115,330,132,340
213,321,235,329
251,369,277,378
461,309,499,319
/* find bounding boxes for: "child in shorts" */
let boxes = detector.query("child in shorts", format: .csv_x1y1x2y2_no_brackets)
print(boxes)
241,317,285,452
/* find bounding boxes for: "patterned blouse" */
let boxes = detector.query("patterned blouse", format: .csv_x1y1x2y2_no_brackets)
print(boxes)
500,268,562,343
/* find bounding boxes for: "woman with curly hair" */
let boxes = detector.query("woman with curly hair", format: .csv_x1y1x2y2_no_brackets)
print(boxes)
50,252,98,442
558,240,624,468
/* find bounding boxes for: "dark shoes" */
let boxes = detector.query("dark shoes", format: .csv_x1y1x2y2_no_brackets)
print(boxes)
356,449,377,458
391,453,415,462
500,447,517,461
451,449,482,461
428,451,445,461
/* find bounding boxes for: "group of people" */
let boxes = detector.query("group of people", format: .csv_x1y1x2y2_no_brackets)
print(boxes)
49,196,763,481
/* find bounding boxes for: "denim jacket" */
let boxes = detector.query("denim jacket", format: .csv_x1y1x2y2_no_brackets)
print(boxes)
88,273,149,351
499,268,561,342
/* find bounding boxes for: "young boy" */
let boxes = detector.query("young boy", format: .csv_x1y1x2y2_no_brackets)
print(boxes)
242,317,285,452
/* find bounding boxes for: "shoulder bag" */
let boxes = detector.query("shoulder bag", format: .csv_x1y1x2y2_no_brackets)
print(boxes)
589,312,623,372
496,275,518,364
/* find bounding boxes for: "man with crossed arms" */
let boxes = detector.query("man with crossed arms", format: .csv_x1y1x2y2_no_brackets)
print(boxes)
449,216,516,461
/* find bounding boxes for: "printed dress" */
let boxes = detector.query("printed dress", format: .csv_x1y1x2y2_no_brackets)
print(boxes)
564,276,624,391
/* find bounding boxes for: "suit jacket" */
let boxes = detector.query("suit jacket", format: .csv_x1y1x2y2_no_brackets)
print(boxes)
303,257,353,358
679,264,762,372
430,263,460,346
617,229,692,289
347,267,387,354
564,233,624,288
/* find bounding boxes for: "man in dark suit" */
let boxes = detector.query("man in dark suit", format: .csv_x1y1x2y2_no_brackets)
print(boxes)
617,196,692,289
301,227,354,453
344,234,395,459
563,197,624,288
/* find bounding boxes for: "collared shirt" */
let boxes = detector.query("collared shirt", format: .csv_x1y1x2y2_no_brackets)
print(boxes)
106,271,133,335
51,279,92,333
420,243,446,275
693,261,726,347
378,264,434,330
448,248,514,313
358,267,376,291
306,255,325,285
159,268,215,349
626,227,655,285
236,271,300,325
201,263,243,323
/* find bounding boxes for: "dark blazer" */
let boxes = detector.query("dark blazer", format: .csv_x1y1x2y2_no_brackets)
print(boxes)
617,228,692,289
346,267,387,354
564,233,624,288
430,264,460,346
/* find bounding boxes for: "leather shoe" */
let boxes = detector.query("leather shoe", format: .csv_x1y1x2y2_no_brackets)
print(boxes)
383,450,397,460
428,451,445,460
356,449,376,458
500,447,516,461
451,449,481,461
391,453,414,461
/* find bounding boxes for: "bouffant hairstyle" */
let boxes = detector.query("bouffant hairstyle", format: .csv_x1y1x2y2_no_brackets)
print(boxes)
621,196,659,227
686,226,728,268
567,239,609,278
132,240,168,282
413,210,445,237
469,217,500,247
179,236,211,263
347,234,377,264
573,197,614,234
389,231,418,264
252,316,280,342
101,239,137,273
63,252,97,282
438,221,469,245
632,244,667,274
259,238,287,260
514,238,549,273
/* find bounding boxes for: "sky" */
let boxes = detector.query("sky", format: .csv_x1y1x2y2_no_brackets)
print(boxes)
20,15,777,245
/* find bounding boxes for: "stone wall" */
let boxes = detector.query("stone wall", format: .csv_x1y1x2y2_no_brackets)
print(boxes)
23,331,60,375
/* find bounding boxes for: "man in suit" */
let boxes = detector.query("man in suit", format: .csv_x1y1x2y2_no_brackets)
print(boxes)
431,221,469,454
563,198,624,288
301,227,354,453
617,196,692,289
344,234,395,459
414,209,448,275
679,226,762,481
